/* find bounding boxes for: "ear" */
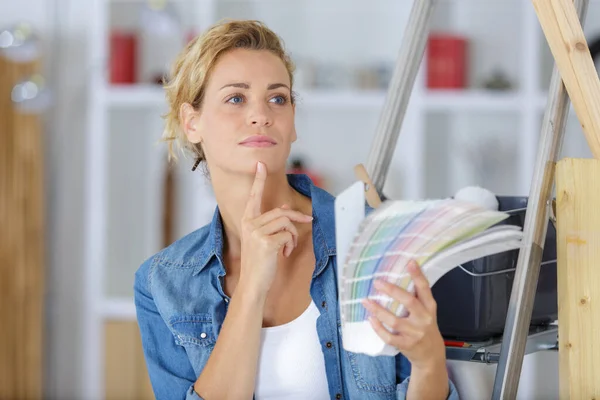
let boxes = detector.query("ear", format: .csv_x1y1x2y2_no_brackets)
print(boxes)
180,102,202,144
290,103,297,143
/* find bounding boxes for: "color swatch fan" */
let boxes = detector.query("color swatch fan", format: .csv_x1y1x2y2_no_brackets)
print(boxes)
335,181,523,357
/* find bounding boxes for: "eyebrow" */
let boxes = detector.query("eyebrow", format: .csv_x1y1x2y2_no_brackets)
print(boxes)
219,82,290,91
267,83,290,91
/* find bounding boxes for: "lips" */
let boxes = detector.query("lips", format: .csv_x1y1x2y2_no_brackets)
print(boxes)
239,135,277,147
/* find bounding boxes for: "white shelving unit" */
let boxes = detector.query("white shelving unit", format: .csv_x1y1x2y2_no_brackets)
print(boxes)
83,0,600,397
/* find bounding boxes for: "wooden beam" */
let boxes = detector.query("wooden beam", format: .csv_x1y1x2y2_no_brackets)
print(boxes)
532,0,600,159
556,158,600,399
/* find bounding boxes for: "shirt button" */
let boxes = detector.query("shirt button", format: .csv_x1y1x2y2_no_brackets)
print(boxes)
200,332,207,339
336,394,342,399
321,301,327,308
326,341,333,348
224,298,229,303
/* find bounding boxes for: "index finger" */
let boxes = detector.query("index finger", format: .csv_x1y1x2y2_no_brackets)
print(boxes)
245,161,266,218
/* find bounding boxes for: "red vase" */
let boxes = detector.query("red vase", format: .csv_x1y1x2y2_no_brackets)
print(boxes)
426,34,468,89
110,31,137,84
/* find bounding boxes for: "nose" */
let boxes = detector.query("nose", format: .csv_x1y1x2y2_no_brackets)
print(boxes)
247,101,272,127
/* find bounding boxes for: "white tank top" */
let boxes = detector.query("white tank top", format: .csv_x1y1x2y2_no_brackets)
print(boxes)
254,300,331,400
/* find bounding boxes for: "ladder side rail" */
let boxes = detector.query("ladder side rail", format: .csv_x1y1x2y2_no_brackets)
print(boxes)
365,0,437,194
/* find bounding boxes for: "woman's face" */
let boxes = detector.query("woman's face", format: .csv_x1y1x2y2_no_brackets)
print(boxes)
183,48,296,176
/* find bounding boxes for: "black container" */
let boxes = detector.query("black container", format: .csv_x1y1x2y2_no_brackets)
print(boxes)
431,196,558,342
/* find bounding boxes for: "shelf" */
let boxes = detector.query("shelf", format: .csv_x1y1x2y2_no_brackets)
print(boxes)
445,324,558,363
106,84,167,108
105,85,388,109
102,298,137,320
295,89,387,109
107,0,211,3
106,85,531,113
420,90,524,112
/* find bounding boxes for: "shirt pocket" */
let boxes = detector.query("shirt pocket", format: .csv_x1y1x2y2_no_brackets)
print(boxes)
169,313,216,377
338,324,397,395
345,351,398,394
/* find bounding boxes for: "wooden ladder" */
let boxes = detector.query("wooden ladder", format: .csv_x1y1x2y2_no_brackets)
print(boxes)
360,0,600,398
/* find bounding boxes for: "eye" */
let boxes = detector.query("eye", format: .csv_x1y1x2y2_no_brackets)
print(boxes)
269,95,288,105
227,95,244,104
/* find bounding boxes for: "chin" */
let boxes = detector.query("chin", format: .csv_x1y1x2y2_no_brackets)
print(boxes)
212,148,291,176
244,155,288,175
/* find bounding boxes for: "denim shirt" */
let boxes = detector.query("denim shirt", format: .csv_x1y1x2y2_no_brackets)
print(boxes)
134,174,460,400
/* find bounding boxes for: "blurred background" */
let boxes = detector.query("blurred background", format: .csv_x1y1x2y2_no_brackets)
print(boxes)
2,0,599,399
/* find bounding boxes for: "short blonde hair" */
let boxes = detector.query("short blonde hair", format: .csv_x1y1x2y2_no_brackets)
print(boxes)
162,19,296,163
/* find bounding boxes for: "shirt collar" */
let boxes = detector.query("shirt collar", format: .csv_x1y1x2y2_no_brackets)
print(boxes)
192,173,337,276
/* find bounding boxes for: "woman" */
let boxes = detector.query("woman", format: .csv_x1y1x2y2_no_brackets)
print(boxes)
134,19,459,400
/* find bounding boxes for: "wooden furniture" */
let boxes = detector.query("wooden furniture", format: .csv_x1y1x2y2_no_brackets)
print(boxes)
0,32,45,400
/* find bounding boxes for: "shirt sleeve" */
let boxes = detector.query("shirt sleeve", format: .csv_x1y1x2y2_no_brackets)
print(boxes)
395,353,460,399
134,257,202,400
396,377,460,400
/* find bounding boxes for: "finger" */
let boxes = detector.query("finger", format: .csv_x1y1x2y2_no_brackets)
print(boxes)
254,207,312,227
269,231,294,256
279,203,294,243
407,260,437,315
244,162,266,218
258,216,299,248
369,316,418,351
279,203,297,245
373,279,429,323
258,216,299,236
368,315,395,344
283,242,292,258
362,299,420,336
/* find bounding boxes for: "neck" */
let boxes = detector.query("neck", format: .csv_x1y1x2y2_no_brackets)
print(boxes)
210,168,309,260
